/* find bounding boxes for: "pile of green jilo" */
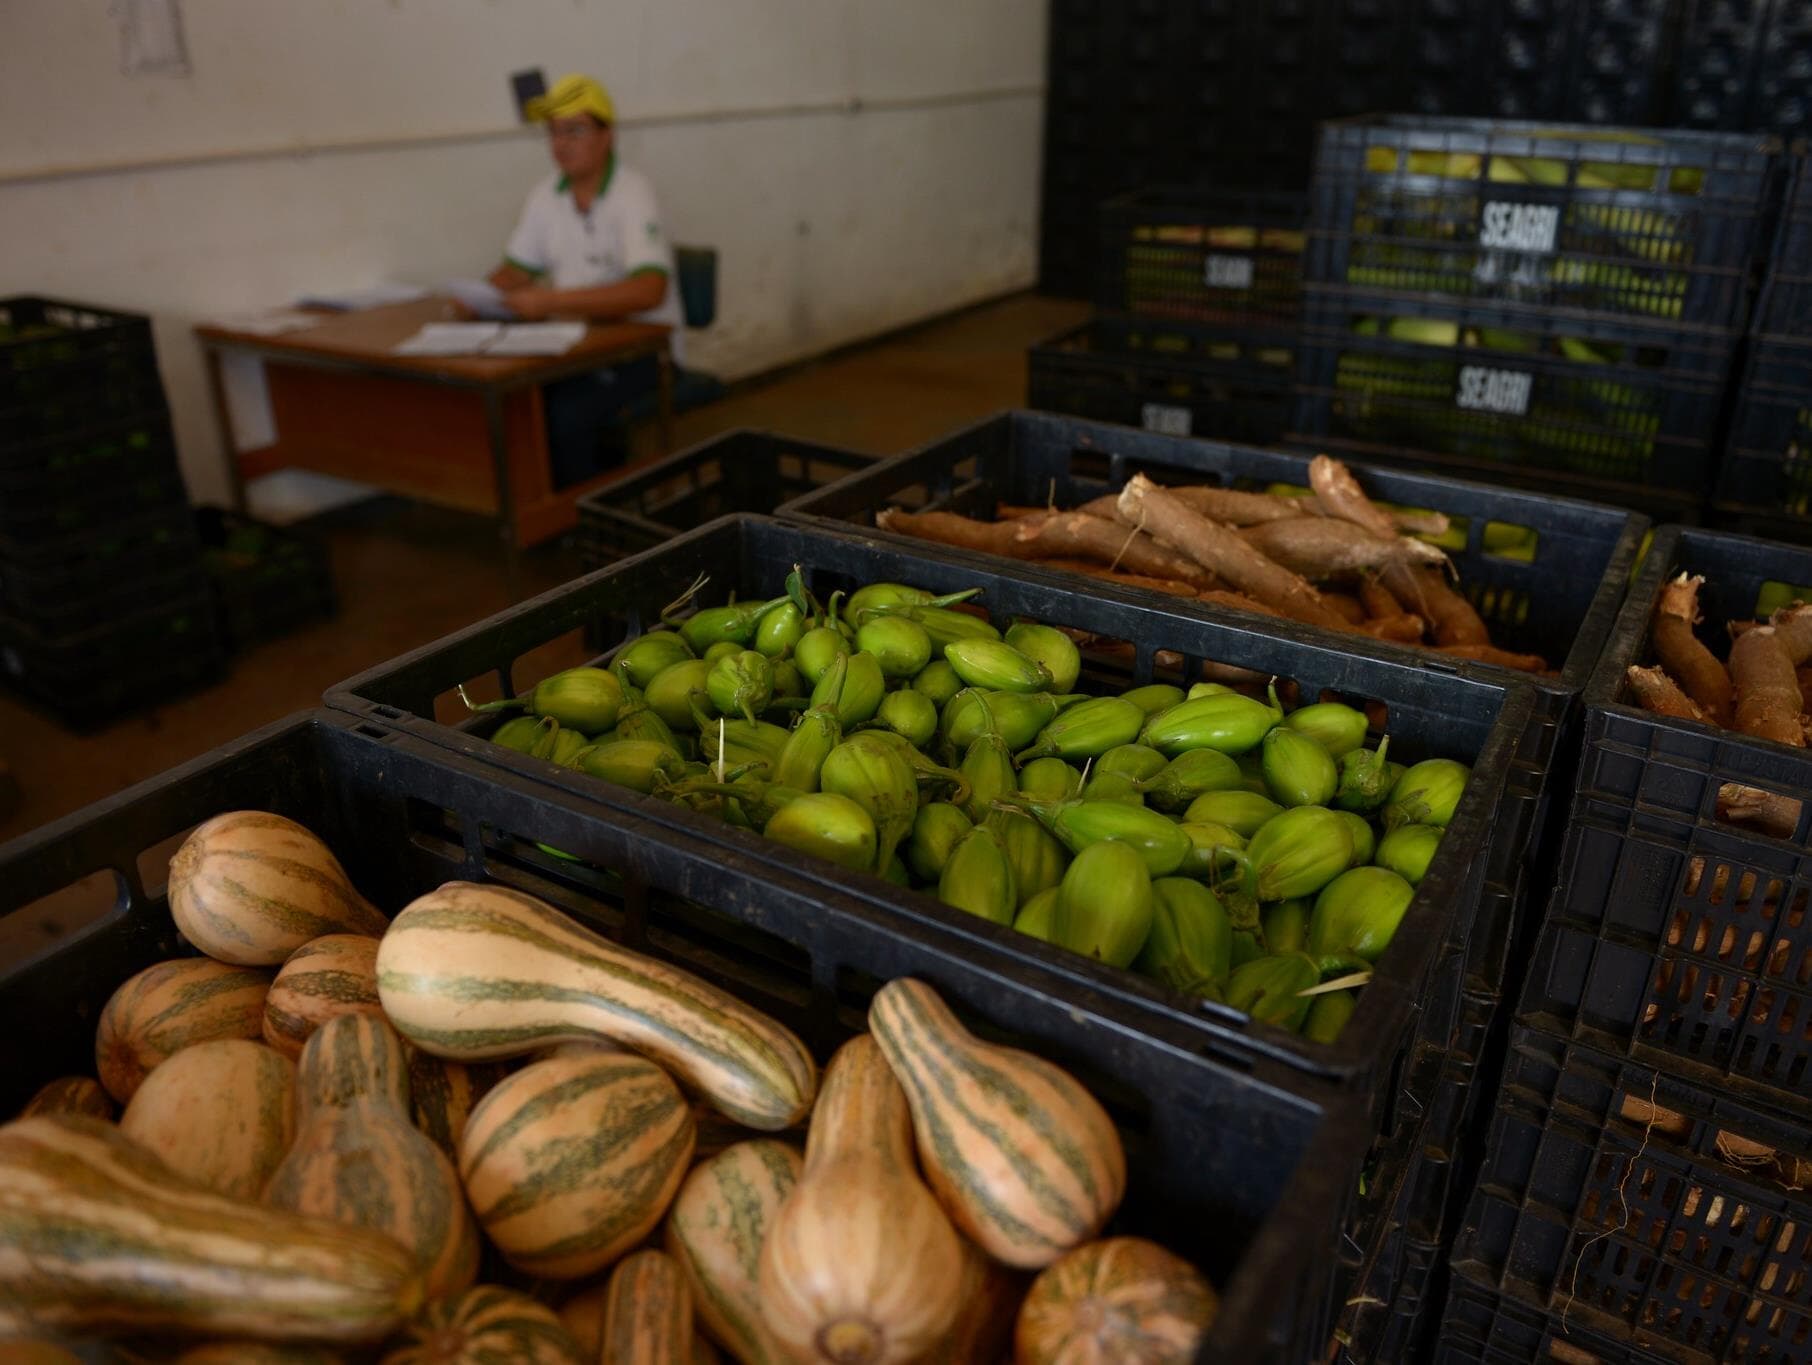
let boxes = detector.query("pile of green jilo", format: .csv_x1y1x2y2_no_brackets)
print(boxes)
466,570,1468,1042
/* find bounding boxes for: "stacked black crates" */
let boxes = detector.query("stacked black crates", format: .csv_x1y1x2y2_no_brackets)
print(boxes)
1713,148,1812,534
0,297,221,729
1292,116,1778,519
1028,189,1306,446
1440,526,1812,1362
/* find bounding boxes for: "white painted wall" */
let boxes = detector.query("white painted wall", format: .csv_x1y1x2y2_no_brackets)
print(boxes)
0,1,1046,508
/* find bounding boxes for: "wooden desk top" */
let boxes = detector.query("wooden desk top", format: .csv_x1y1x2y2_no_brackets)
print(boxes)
195,298,669,387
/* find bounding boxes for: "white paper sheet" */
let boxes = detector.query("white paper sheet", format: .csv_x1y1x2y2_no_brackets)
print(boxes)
483,322,587,356
393,322,503,356
445,278,517,321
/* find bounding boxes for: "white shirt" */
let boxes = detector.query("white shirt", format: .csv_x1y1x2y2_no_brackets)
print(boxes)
504,158,685,364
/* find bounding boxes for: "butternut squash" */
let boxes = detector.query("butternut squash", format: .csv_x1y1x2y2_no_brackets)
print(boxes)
94,956,271,1103
0,1115,419,1342
1014,1237,1217,1365
18,1078,112,1121
867,978,1125,1269
265,1015,478,1300
603,1249,693,1364
380,1285,584,1364
168,811,386,965
459,1049,693,1280
118,1038,295,1198
375,881,816,1129
262,934,383,1058
664,1139,802,1365
759,1035,964,1364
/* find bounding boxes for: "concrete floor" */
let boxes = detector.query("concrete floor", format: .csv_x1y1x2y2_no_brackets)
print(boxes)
0,291,1089,842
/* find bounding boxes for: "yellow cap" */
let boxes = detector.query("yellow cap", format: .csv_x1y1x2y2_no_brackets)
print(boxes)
525,73,614,125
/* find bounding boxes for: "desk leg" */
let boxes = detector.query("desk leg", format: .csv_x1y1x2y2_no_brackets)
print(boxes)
657,349,674,455
201,346,249,514
484,389,522,602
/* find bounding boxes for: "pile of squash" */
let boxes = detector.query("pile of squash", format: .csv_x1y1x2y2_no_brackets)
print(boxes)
0,810,1222,1364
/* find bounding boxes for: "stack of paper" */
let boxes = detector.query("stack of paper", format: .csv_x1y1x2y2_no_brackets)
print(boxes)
394,323,502,356
484,323,587,356
392,322,587,357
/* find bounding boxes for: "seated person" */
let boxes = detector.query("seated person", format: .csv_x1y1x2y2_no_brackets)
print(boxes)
488,73,683,489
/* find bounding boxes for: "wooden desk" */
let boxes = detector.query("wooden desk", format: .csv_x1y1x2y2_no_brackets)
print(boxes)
195,299,673,591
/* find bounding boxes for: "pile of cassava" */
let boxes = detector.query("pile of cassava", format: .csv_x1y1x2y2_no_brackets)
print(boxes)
0,811,1220,1363
870,454,1551,674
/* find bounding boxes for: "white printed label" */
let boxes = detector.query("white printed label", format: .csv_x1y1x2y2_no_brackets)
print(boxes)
1204,254,1256,289
1141,403,1193,436
1456,366,1533,416
1478,201,1560,254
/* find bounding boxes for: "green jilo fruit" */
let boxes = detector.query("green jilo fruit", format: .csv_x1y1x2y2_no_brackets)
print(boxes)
762,791,876,872
910,659,964,708
698,716,794,773
525,716,562,761
845,582,979,619
1183,790,1283,837
573,739,689,793
1016,797,1191,877
906,802,972,883
1260,727,1338,808
1140,684,1284,757
1016,696,1146,763
773,662,844,792
985,808,1070,906
819,734,920,873
1018,756,1083,801
1384,758,1469,830
467,666,625,733
1135,878,1232,998
644,658,715,732
808,650,886,728
937,825,1017,926
1333,737,1395,814
1332,804,1375,862
675,593,792,655
770,659,807,705
1094,745,1169,782
1176,822,1247,882
1375,823,1442,886
1240,806,1355,902
1303,990,1357,1044
959,729,1019,825
1307,866,1415,974
753,601,806,659
943,689,1063,753
613,630,694,689
1081,772,1144,807
1138,749,1244,812
703,641,742,665
847,729,971,808
1004,621,1081,694
706,650,774,724
611,680,680,750
1013,886,1061,942
855,615,933,680
943,638,1053,694
1281,702,1370,759
1120,683,1186,715
489,715,548,752
1224,953,1319,1031
869,689,939,749
859,602,1000,656
1260,899,1309,955
1051,840,1154,969
793,622,851,687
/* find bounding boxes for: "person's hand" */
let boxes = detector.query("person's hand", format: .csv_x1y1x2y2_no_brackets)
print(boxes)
503,286,559,321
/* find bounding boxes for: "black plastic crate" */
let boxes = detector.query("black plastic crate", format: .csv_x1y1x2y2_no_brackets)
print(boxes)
0,296,162,426
1757,150,1812,339
1436,1263,1672,1363
1306,115,1777,330
1711,335,1812,534
195,506,336,651
0,591,224,731
0,710,1369,1364
0,503,204,625
1028,320,1295,446
1097,187,1308,329
1522,524,1812,1124
1673,0,1812,145
0,414,188,536
1292,287,1738,513
574,430,873,571
1448,1023,1812,1363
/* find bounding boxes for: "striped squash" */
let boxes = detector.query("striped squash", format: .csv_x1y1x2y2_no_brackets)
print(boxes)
664,1139,803,1365
19,1077,112,1122
380,1285,583,1364
174,1345,346,1363
603,1249,693,1364
1014,1236,1218,1365
168,811,387,966
405,1048,510,1158
758,1035,964,1364
459,1050,694,1279
262,934,383,1058
119,1039,296,1198
375,881,816,1130
0,1115,419,1342
266,1015,479,1300
94,956,272,1103
923,1234,1027,1365
867,978,1126,1269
